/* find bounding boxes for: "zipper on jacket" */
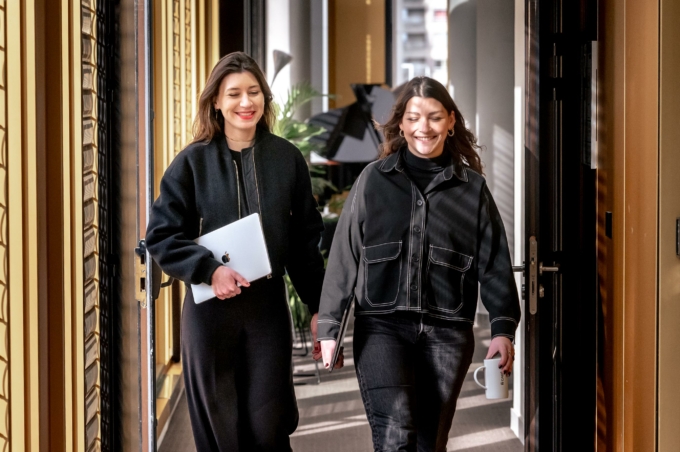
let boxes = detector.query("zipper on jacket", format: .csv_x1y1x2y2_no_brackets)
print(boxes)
252,152,262,224
251,151,273,278
233,160,242,219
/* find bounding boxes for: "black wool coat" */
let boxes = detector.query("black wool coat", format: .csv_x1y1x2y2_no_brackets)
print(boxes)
145,129,325,313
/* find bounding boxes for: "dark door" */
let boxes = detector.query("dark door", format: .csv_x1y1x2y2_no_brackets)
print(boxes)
524,0,598,450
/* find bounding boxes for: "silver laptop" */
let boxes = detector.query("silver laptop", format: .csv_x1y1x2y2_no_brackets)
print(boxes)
191,213,272,304
329,298,354,372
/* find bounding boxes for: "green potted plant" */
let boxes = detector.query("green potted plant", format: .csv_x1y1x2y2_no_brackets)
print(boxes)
272,82,335,338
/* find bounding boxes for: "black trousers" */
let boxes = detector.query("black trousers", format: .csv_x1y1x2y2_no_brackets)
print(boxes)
353,313,475,452
181,277,298,452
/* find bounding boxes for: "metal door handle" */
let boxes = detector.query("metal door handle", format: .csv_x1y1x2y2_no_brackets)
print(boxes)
529,237,538,314
539,263,560,275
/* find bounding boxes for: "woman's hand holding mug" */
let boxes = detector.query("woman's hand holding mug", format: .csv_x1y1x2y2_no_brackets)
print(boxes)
473,336,514,400
211,266,250,299
486,336,515,375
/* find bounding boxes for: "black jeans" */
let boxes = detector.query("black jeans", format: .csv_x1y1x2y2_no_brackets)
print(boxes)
353,313,475,452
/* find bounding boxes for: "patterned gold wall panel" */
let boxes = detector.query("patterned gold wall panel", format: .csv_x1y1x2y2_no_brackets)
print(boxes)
153,2,202,441
173,0,182,155
81,0,100,450
0,0,9,450
185,0,192,141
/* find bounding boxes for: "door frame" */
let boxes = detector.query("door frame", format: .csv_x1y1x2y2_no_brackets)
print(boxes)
523,0,598,450
137,0,157,450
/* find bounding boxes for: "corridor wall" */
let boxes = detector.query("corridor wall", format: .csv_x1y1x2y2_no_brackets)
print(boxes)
597,0,680,450
0,0,220,450
3,0,91,450
328,0,386,108
656,0,680,449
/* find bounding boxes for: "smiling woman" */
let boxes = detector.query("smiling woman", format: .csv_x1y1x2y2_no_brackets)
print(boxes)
146,51,327,451
191,52,276,146
316,76,520,451
379,76,483,175
214,71,266,148
399,96,455,159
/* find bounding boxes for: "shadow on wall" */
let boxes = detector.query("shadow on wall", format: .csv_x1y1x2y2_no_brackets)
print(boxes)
449,0,515,255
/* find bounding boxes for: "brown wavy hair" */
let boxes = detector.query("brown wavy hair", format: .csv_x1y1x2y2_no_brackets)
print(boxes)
379,76,483,175
192,52,275,144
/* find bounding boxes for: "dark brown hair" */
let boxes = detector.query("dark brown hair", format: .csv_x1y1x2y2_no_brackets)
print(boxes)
379,76,483,175
192,52,275,144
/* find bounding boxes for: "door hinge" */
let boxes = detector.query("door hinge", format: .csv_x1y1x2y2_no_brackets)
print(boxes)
134,240,147,308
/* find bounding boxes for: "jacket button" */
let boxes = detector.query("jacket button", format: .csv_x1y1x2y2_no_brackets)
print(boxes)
414,226,421,233
416,200,423,206
410,284,418,291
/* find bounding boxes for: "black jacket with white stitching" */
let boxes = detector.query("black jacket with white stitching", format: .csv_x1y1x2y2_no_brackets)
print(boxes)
317,148,521,341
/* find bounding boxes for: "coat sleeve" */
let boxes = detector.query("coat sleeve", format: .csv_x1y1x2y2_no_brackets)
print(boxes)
145,165,222,286
316,173,365,341
285,151,326,315
476,183,522,341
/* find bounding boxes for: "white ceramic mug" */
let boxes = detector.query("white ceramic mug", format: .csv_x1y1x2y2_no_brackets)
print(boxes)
473,357,509,399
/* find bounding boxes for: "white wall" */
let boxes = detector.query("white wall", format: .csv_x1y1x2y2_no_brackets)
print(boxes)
448,0,525,441
448,0,477,129
267,0,327,117
266,0,291,104
476,0,515,254
511,0,525,442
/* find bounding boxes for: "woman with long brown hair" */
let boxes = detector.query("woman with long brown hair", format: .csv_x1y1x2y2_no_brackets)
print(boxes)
146,52,325,451
316,76,521,451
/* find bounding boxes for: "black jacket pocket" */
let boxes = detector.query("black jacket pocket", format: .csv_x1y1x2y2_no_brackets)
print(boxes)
426,245,473,314
363,241,402,307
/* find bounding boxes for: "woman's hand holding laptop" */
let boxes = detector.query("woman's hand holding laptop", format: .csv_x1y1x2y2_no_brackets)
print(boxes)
211,266,250,300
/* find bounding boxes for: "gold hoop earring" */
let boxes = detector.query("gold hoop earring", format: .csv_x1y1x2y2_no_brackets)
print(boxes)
448,128,455,137
399,130,404,137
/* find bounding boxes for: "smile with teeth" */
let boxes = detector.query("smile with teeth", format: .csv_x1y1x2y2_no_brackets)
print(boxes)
415,136,437,142
236,111,256,120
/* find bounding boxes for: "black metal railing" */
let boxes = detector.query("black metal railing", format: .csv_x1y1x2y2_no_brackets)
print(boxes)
97,0,121,449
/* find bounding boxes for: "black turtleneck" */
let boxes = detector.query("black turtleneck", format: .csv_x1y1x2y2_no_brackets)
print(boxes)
402,148,451,193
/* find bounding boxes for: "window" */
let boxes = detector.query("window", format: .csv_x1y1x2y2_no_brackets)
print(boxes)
403,7,426,25
404,33,428,50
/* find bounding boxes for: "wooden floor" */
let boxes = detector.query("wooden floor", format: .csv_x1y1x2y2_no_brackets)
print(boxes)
159,315,523,452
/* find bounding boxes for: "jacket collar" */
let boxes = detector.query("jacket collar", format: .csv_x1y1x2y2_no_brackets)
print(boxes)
379,147,469,183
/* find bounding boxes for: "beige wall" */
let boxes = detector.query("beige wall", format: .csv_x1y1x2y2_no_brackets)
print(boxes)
329,0,385,108
622,0,659,450
596,0,624,448
657,0,680,449
597,0,680,450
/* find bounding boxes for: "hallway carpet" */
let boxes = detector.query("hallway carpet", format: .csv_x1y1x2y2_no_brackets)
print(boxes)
159,315,523,452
